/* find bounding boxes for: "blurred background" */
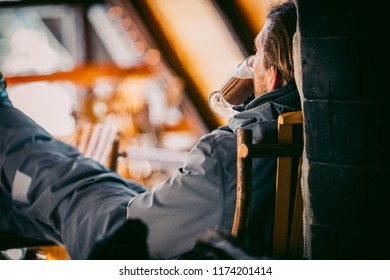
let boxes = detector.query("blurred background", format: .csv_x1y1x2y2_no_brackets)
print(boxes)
0,0,275,188
2,0,388,261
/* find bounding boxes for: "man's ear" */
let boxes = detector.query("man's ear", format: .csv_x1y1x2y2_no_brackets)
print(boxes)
268,66,283,91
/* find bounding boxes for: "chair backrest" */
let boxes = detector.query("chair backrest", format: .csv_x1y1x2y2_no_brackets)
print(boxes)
232,110,304,259
72,123,121,171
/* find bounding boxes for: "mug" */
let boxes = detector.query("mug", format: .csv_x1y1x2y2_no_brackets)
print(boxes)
208,55,254,119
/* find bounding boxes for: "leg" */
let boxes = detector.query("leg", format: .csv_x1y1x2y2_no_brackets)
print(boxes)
0,98,144,259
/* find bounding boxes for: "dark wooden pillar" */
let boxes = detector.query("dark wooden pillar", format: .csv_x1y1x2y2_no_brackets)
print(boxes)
295,0,389,259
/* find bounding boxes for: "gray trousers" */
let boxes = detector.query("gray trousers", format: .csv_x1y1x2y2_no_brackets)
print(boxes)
0,102,145,259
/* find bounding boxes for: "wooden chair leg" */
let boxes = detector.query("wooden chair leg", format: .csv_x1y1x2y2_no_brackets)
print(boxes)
232,129,253,241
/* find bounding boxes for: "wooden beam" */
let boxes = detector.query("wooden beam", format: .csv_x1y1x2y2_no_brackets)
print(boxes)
5,63,155,86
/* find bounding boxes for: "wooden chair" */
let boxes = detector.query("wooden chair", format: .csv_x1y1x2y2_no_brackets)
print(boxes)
72,123,122,171
232,110,304,259
0,122,123,259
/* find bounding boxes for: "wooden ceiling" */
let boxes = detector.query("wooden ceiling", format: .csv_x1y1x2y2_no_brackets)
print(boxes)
0,0,272,129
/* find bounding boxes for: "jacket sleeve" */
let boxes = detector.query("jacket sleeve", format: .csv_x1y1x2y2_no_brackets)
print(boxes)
127,132,227,259
0,106,145,259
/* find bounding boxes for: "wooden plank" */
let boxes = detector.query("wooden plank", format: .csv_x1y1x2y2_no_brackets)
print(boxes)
5,63,154,86
278,110,303,125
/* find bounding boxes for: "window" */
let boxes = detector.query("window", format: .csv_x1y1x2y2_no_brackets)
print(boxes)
0,1,205,187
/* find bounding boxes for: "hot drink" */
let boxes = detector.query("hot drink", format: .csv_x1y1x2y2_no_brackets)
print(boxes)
208,55,254,119
220,76,254,105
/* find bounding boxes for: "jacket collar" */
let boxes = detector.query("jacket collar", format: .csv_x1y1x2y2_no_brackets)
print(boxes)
245,82,299,110
227,82,301,137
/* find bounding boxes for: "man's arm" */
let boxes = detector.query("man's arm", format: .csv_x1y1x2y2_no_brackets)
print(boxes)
127,132,237,259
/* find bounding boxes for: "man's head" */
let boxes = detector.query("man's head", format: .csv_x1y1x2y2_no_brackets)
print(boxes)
251,0,297,98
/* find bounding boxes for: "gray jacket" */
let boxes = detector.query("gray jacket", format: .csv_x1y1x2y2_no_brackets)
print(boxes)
127,83,301,259
0,83,300,259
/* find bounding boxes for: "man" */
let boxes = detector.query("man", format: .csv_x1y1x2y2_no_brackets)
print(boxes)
0,0,299,259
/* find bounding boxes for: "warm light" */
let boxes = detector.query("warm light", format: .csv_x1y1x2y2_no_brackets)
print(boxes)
116,77,147,113
120,17,132,29
127,29,138,41
133,41,146,55
107,6,123,20
144,0,246,126
236,0,274,33
145,49,161,66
